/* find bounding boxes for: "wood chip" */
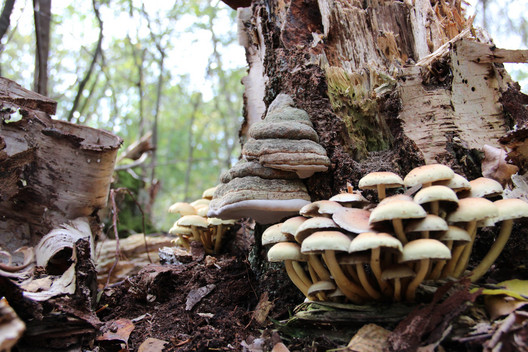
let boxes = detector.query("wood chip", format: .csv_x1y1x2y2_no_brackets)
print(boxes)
185,284,216,311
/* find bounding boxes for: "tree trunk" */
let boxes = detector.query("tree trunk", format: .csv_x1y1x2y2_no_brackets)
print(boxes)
32,0,51,96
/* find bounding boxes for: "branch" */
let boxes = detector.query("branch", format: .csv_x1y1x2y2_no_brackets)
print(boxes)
66,0,103,122
0,0,15,42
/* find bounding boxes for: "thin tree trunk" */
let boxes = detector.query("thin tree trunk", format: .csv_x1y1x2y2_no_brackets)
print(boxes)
0,0,15,43
33,0,51,96
67,0,103,122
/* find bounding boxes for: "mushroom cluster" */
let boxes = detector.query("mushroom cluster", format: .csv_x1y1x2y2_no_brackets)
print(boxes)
265,164,528,303
168,186,236,255
208,94,330,224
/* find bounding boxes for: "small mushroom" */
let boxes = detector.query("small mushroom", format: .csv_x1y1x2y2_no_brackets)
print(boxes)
307,280,336,301
398,239,451,301
404,164,455,188
300,200,343,218
262,223,290,246
413,185,458,216
338,253,380,300
369,196,427,244
177,215,210,252
267,242,310,297
332,208,374,234
168,202,197,216
207,217,236,254
470,198,528,282
202,186,218,200
280,216,307,238
168,223,193,249
329,191,369,208
381,264,415,302
294,217,339,243
435,173,471,193
405,214,448,240
433,226,471,279
460,177,503,199
301,231,368,303
358,171,404,200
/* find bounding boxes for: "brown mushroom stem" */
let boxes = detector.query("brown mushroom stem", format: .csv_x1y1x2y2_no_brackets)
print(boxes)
344,265,360,284
392,219,408,244
355,263,381,300
430,201,439,215
470,219,513,282
370,248,392,297
322,250,367,303
284,260,309,296
405,259,430,302
441,243,465,278
308,254,331,281
292,260,313,288
190,226,202,242
213,224,224,254
453,221,477,277
429,241,452,280
376,184,387,200
392,278,403,302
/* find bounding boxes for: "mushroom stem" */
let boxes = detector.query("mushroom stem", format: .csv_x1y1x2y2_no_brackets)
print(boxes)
292,260,313,288
213,224,224,254
284,260,309,297
355,263,381,300
322,250,367,303
376,184,387,201
453,220,477,277
405,259,430,302
393,278,402,302
392,219,408,244
430,201,439,216
470,219,513,282
442,243,465,278
370,247,392,297
429,240,452,280
308,254,330,281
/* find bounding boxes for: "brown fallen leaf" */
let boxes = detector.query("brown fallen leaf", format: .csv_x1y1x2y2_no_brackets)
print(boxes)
347,323,391,352
252,292,274,326
185,284,216,311
137,337,168,352
481,144,518,187
96,318,135,345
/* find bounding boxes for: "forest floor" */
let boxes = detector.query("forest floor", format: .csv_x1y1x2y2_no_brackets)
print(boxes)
93,224,528,352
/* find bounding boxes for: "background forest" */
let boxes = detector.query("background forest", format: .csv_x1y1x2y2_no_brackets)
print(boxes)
0,0,526,235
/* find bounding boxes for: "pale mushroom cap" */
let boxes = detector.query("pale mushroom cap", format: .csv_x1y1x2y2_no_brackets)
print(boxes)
438,226,471,242
329,192,369,206
381,264,416,280
168,202,197,216
300,200,343,217
403,164,455,187
191,198,211,208
207,217,236,226
398,239,452,262
195,205,209,217
307,280,337,296
348,232,403,253
413,185,459,205
301,231,351,253
369,199,427,224
281,216,307,236
168,224,193,235
466,177,503,198
447,197,498,223
493,198,528,222
262,223,292,245
358,171,404,189
436,173,471,192
332,208,373,234
295,217,339,243
378,194,413,206
176,215,209,228
405,214,449,233
202,186,218,200
267,242,307,262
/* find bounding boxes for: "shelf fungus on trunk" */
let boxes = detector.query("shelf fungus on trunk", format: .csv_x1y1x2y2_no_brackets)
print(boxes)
207,176,311,224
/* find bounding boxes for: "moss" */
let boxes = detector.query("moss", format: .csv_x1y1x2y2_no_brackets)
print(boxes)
325,66,395,159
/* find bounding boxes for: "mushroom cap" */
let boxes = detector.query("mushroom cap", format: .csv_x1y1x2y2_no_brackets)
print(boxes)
447,197,498,223
348,232,403,253
207,217,236,226
398,239,452,262
301,231,351,253
300,200,343,217
168,202,197,216
176,215,209,228
378,194,414,206
168,224,193,236
403,164,455,187
281,216,307,236
195,205,209,217
464,177,504,198
329,192,369,207
405,214,449,233
249,121,320,142
202,186,218,200
267,242,307,262
381,264,416,280
307,280,337,296
369,199,427,224
436,173,471,192
438,226,471,242
295,217,339,243
262,223,292,245
493,198,528,221
358,171,404,189
332,208,373,234
413,185,459,205
191,199,211,208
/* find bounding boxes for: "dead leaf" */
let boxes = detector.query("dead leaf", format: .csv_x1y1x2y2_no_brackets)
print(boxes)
485,295,528,321
96,318,135,344
271,342,290,352
137,337,168,352
346,323,391,351
185,284,216,311
481,144,518,187
483,311,528,352
252,292,274,326
0,297,26,351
